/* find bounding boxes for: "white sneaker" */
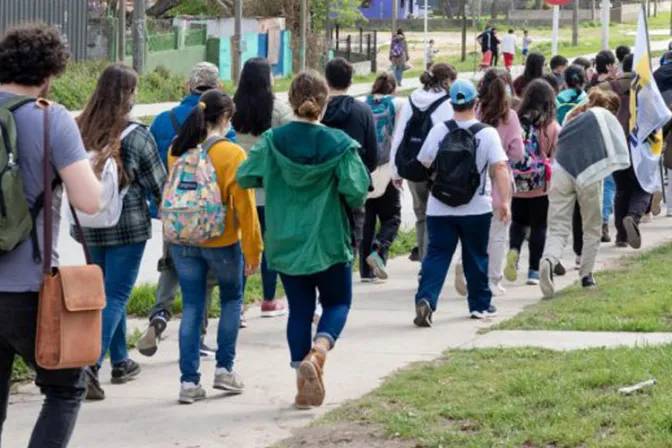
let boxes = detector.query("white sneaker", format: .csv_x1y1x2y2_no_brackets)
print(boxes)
489,280,506,297
213,368,244,394
179,382,206,404
454,263,468,297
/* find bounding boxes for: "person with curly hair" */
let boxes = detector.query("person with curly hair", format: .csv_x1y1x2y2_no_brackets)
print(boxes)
0,23,103,447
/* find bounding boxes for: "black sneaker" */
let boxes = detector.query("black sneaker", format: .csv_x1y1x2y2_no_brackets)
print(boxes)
554,262,567,277
409,247,420,262
111,359,141,384
623,216,642,249
582,274,597,289
200,340,216,359
413,299,433,328
470,305,498,320
540,259,555,300
85,365,105,401
138,313,168,357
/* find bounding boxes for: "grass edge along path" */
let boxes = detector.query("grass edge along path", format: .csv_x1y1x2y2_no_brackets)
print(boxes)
493,242,672,333
299,345,672,448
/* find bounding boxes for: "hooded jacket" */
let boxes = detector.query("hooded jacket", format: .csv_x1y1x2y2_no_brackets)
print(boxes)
236,122,370,276
322,95,379,173
654,62,672,95
389,34,409,65
389,88,454,179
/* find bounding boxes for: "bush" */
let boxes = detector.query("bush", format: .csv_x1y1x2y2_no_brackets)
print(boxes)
50,61,186,111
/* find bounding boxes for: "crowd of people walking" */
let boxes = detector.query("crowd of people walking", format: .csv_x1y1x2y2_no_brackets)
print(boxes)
0,21,671,448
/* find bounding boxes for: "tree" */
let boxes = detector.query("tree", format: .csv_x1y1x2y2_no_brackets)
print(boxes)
146,0,233,17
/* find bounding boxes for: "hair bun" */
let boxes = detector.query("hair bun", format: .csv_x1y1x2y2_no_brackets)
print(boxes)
297,98,321,119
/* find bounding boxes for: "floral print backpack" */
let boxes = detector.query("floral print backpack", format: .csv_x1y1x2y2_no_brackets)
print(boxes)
511,120,552,193
161,137,226,245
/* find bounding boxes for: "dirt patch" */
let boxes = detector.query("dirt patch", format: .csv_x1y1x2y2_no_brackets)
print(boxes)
276,422,418,448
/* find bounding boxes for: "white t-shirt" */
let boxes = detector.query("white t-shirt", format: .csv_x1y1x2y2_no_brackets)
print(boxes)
417,119,507,217
501,34,517,55
522,36,533,51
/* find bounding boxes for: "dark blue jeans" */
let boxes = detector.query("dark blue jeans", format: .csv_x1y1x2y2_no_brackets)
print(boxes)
171,243,243,384
416,214,492,313
0,292,86,448
280,263,352,367
257,206,279,301
91,242,147,367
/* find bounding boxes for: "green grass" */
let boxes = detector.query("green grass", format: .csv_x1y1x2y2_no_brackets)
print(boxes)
494,243,672,333
319,345,672,447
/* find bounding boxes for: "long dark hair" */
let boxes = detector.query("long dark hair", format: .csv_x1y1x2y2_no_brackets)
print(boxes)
478,69,510,127
419,63,457,93
518,78,557,131
517,53,546,94
77,63,138,188
171,89,235,157
371,73,396,95
232,57,274,137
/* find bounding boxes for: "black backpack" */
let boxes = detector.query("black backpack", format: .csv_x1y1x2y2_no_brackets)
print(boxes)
395,96,449,182
431,120,487,207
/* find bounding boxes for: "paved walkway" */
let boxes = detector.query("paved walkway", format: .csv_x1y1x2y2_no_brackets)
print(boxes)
6,210,671,447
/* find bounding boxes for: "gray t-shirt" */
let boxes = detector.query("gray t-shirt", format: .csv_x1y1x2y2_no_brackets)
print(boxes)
0,93,87,292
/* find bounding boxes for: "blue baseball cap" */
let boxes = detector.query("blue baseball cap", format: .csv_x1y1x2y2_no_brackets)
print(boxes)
450,79,477,105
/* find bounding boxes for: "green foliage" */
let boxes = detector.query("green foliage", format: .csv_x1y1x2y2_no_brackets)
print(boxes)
169,0,221,17
185,28,207,47
311,0,366,32
50,61,186,111
149,32,178,52
11,357,34,384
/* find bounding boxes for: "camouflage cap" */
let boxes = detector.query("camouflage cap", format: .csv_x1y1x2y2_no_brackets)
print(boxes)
188,62,220,91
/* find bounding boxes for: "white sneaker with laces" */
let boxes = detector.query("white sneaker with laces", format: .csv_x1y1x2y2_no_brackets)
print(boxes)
213,368,244,393
179,382,206,404
489,281,506,297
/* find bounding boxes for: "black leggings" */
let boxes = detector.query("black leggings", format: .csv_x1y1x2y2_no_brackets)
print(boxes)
510,196,549,272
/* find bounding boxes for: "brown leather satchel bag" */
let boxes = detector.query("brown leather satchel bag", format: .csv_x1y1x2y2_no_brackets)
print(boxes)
35,100,106,370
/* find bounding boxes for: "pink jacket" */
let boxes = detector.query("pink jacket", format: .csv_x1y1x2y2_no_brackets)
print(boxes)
514,120,561,199
476,109,525,209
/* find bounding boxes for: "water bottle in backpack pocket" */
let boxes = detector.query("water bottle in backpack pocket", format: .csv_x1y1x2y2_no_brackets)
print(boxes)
510,122,551,193
161,137,227,245
431,121,488,207
66,124,138,228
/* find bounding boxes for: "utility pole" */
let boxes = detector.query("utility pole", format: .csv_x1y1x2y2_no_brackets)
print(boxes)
132,0,146,74
591,0,596,21
118,0,125,62
461,2,467,61
233,0,242,84
423,0,429,68
324,0,331,67
572,0,579,46
601,0,610,50
551,5,559,56
392,0,398,36
300,0,307,71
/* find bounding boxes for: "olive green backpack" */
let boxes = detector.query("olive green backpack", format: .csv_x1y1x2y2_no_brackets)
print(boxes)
0,96,38,255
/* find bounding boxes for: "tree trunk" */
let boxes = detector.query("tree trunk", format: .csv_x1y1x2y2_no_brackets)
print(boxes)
572,0,579,46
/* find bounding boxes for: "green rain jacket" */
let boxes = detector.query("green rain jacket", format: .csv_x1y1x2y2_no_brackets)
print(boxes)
236,122,370,276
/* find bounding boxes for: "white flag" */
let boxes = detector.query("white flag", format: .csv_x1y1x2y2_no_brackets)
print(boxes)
629,6,672,193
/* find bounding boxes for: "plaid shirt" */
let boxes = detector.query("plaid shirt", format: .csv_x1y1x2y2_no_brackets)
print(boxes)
76,123,167,247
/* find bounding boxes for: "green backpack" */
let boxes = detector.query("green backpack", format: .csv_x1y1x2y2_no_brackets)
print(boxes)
0,96,37,254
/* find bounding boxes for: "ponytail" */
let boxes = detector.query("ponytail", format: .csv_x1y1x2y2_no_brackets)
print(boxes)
478,69,510,127
420,63,457,93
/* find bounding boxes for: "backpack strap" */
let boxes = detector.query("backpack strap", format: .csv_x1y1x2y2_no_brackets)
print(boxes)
1,96,36,112
201,136,228,154
169,110,181,134
445,120,459,133
468,123,488,136
426,95,449,116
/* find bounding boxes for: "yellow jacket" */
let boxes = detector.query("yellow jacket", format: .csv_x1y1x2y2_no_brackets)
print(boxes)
168,139,263,267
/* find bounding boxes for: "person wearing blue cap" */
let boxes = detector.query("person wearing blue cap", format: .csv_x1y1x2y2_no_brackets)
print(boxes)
412,79,512,326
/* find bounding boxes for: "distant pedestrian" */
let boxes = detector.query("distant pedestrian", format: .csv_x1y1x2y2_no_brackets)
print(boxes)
489,27,501,67
589,50,618,88
233,57,294,318
389,29,409,86
361,73,404,282
0,23,102,446
165,89,262,404
237,71,370,409
413,79,512,325
550,55,568,89
504,79,560,286
77,64,167,399
425,39,439,70
522,30,533,63
615,45,631,74
540,89,629,299
501,29,517,71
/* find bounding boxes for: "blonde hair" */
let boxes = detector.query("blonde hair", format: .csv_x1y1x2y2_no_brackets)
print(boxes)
565,88,621,123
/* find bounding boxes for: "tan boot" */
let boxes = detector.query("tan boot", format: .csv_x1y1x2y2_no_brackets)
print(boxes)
298,343,328,407
294,369,311,410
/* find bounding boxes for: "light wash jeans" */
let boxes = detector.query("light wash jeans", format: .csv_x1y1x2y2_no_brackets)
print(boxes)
602,175,616,225
171,243,244,385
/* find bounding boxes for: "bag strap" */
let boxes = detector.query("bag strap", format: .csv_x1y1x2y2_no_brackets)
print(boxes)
468,123,487,136
426,95,449,116
1,96,36,112
201,136,228,154
40,100,93,275
445,120,459,132
169,110,181,134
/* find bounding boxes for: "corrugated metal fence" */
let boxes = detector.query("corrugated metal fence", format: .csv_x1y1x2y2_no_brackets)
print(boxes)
0,0,88,60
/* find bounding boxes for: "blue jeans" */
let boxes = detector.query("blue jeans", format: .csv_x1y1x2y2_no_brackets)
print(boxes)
280,263,352,367
603,175,616,225
416,214,492,313
91,242,147,366
257,206,279,300
171,243,243,384
393,64,404,85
